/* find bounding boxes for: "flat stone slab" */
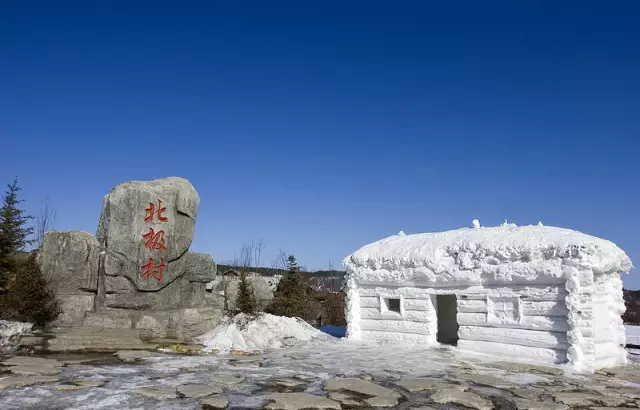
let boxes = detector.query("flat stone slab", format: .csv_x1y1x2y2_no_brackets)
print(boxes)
210,375,246,386
176,383,223,398
455,373,519,389
327,391,361,407
263,392,341,410
325,377,401,407
509,387,545,400
553,392,629,407
273,378,307,388
512,398,568,410
603,386,640,400
200,395,229,409
133,386,178,400
484,361,564,376
430,388,493,410
396,377,464,392
115,350,161,362
2,356,61,368
54,380,107,391
0,375,61,390
9,366,61,376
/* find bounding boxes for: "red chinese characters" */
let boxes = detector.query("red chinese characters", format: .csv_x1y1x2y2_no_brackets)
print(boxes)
144,200,168,223
141,199,169,283
140,257,166,282
142,228,167,250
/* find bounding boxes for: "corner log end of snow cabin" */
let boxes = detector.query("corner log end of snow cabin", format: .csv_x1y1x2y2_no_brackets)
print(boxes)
342,222,633,373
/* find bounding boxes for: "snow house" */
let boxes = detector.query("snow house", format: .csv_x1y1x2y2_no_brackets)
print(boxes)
342,222,633,372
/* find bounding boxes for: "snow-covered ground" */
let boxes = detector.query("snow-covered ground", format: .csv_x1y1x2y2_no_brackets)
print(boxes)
0,320,33,353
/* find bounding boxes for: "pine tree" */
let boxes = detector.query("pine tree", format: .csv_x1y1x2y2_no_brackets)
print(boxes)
3,252,60,327
266,254,308,318
0,178,34,288
236,272,258,314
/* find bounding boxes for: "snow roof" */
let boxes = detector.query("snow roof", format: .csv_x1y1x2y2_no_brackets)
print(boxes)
344,224,632,286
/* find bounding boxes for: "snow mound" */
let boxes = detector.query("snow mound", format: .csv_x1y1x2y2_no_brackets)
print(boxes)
0,320,33,353
196,313,332,354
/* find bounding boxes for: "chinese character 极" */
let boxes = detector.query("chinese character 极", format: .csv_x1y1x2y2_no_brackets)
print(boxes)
142,228,167,250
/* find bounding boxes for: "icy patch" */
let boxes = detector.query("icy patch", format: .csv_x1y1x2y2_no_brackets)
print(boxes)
0,320,33,353
196,313,332,354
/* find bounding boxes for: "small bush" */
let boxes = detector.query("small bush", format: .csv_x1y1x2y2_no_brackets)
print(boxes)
236,272,258,315
0,252,60,327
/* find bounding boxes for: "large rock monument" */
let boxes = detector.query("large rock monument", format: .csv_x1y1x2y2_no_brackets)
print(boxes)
39,177,222,340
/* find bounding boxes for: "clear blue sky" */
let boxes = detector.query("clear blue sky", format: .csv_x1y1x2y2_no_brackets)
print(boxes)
1,1,639,287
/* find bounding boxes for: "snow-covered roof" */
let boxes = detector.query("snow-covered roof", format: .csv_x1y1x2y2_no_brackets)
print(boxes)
343,224,632,286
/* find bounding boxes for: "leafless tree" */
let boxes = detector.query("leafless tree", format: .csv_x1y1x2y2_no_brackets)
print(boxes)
252,238,264,268
34,196,56,249
272,249,288,270
328,260,335,271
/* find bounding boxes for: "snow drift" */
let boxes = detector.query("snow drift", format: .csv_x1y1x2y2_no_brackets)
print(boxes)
0,320,33,353
197,313,331,354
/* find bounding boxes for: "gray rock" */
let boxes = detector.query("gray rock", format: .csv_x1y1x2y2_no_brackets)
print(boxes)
39,231,100,293
200,395,229,409
133,386,178,399
3,356,61,367
484,361,564,376
512,398,568,410
115,350,160,362
455,373,517,389
83,309,134,329
603,386,640,400
176,383,223,398
273,378,307,388
0,375,61,390
209,375,246,386
510,387,545,400
53,380,107,391
54,294,96,326
396,377,464,392
96,177,199,292
327,391,361,407
136,313,168,339
263,392,341,410
430,388,493,410
184,252,216,282
325,377,401,407
105,276,135,294
9,366,61,376
224,275,276,310
172,307,222,340
553,392,628,407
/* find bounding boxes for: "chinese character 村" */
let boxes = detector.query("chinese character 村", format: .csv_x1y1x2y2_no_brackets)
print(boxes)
140,258,166,282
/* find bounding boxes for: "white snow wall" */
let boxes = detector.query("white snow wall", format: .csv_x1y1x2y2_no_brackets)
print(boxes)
345,274,627,371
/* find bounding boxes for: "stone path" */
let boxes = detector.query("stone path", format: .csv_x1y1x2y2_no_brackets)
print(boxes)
1,340,639,409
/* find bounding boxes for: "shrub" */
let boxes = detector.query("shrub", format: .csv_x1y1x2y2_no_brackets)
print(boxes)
236,272,258,315
1,252,60,327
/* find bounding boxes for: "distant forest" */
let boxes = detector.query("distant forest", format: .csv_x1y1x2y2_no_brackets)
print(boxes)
216,264,345,279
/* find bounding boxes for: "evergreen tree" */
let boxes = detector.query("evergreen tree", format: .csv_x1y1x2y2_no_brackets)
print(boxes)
0,178,33,288
236,272,258,314
266,254,308,318
2,252,60,327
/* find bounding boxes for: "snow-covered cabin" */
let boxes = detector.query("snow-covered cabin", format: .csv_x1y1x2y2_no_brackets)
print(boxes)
342,223,633,372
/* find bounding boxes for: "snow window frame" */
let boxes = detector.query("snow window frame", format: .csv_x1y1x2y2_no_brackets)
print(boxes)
379,295,404,318
486,295,523,325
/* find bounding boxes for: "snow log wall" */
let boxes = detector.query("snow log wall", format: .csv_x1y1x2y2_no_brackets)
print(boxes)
346,275,627,370
349,281,571,365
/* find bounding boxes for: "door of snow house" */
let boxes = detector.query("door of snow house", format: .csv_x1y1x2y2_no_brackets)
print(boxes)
436,294,459,345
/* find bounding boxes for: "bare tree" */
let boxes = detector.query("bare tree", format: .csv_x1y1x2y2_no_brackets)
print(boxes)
252,238,264,268
328,260,335,271
272,249,288,270
34,196,56,249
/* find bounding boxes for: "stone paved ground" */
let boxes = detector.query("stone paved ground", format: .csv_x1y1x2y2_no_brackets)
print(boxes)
0,340,639,410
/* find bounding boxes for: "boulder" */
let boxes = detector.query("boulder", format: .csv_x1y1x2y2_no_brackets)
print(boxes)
176,383,223,398
224,275,277,310
430,389,493,410
54,294,95,327
39,231,100,293
200,395,229,409
184,252,217,282
96,177,199,292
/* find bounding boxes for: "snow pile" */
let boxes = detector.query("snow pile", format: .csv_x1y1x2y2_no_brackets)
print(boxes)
344,224,632,286
0,320,33,353
197,313,332,354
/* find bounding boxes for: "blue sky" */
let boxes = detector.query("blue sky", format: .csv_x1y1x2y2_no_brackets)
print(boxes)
1,1,639,287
